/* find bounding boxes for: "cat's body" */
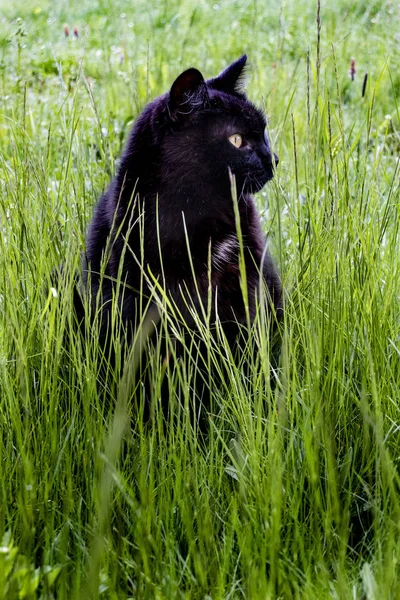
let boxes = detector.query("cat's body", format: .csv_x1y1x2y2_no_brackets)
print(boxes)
83,56,282,408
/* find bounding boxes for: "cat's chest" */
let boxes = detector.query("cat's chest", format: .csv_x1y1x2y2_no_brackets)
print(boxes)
211,234,239,273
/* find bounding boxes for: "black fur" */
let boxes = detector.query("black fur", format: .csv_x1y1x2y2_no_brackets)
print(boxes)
82,56,282,410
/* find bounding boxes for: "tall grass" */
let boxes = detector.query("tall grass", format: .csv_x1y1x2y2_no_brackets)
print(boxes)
0,0,399,597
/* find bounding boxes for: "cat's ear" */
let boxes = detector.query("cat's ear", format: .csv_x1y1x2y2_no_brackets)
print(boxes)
209,55,248,94
168,68,209,121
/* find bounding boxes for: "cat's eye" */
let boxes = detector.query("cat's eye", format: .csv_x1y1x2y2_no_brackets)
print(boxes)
228,134,242,148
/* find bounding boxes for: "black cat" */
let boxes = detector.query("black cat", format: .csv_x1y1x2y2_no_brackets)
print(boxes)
82,55,282,411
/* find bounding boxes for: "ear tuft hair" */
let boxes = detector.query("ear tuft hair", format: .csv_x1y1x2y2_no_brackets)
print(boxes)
168,68,209,121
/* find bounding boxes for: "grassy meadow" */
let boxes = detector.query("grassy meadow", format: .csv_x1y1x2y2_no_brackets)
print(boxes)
1,0,400,597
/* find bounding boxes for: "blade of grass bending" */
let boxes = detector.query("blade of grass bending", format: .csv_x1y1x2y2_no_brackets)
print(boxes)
229,169,251,330
84,305,159,599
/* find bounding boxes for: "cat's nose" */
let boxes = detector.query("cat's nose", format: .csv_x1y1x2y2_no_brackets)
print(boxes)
262,143,279,168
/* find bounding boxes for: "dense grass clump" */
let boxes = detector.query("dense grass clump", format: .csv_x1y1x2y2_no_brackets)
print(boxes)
0,0,399,597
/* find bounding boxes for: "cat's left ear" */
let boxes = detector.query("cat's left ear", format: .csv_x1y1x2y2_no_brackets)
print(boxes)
208,55,248,94
168,68,209,121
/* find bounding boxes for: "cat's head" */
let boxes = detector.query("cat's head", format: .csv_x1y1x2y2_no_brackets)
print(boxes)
158,55,278,196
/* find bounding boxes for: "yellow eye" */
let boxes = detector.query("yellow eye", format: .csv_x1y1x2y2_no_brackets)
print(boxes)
228,134,242,148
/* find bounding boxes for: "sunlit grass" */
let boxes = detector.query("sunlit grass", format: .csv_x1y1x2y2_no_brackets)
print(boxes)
0,0,399,597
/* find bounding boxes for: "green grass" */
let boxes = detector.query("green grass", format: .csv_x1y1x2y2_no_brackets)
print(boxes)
1,0,400,597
